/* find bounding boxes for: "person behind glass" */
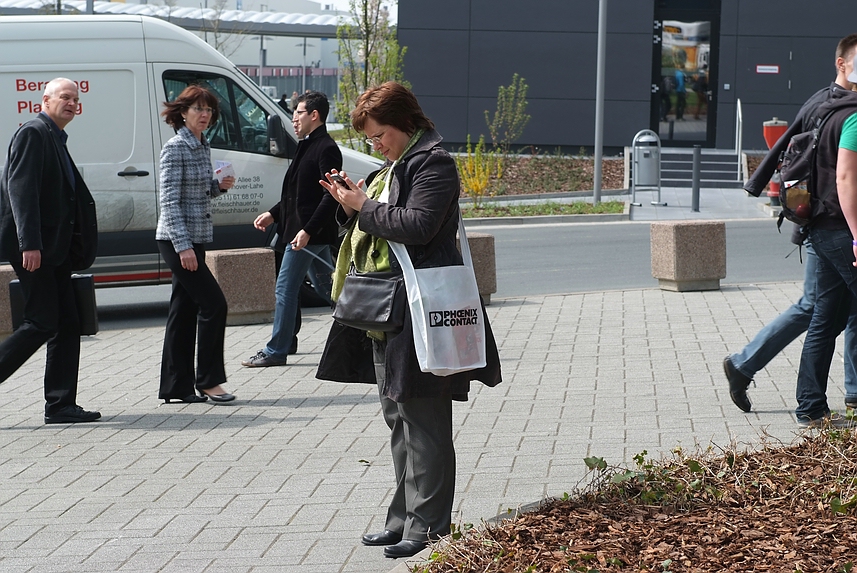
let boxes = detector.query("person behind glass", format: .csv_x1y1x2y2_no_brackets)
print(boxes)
155,85,236,404
317,82,502,559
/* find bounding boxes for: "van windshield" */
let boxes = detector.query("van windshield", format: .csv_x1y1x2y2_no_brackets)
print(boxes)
163,71,269,154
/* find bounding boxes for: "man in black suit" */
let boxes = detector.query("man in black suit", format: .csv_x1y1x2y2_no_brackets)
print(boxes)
0,77,99,424
242,90,342,367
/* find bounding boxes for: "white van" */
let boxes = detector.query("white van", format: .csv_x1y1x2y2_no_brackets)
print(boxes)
0,15,380,285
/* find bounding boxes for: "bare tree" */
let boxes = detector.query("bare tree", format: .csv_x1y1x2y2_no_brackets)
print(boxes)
335,0,407,151
201,0,254,59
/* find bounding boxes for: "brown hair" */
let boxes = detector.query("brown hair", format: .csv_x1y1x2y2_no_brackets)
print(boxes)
161,84,220,129
836,34,857,63
351,81,434,135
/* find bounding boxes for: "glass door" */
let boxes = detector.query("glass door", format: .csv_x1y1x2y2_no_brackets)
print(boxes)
651,1,720,146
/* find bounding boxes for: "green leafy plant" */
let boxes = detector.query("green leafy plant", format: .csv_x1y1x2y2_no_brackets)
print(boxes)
485,73,531,167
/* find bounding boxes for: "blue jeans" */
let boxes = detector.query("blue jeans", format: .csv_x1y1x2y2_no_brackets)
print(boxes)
732,243,855,399
263,244,332,360
796,228,857,420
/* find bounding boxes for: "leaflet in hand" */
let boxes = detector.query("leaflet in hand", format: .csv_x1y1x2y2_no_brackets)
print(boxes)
214,161,235,183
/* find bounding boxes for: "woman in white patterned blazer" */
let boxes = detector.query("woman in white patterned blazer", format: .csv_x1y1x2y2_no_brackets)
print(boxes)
155,85,236,405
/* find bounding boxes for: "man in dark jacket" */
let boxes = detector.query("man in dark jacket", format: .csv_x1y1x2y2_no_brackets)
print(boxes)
793,54,857,426
0,78,99,424
725,34,857,415
242,91,342,367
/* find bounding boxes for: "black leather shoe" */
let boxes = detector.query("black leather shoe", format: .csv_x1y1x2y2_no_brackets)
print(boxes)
383,539,427,559
45,405,101,424
199,390,235,403
362,530,403,546
288,337,298,355
163,394,208,404
723,355,752,412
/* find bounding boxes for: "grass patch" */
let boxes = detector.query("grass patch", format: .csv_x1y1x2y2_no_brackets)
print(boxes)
461,200,625,218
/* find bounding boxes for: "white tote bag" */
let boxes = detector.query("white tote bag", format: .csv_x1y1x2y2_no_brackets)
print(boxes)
388,217,487,376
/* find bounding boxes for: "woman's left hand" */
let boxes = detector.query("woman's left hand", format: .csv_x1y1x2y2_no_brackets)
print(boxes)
220,175,235,190
320,170,367,215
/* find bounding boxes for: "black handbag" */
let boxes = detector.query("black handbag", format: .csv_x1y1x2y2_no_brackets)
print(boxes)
332,269,405,333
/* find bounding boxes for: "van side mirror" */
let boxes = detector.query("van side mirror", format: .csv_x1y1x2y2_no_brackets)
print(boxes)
267,114,296,158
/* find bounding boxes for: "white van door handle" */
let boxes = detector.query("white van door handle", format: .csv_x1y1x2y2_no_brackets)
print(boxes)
117,170,150,177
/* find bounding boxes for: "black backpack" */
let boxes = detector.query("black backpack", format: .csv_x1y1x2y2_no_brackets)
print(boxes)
777,99,857,230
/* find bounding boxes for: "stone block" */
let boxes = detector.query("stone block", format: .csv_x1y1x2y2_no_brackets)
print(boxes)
458,232,497,304
650,221,726,292
0,264,16,335
207,248,276,325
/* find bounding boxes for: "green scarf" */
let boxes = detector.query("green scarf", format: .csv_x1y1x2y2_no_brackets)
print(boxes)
331,129,425,302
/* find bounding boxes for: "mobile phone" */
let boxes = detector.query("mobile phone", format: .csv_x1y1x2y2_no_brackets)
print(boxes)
330,173,347,187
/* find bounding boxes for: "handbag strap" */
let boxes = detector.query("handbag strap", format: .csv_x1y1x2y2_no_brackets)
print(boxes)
389,214,472,276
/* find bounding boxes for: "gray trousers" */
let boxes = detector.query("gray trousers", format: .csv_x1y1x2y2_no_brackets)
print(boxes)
373,340,455,541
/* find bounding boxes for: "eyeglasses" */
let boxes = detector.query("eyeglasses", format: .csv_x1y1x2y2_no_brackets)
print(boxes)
365,134,383,146
190,106,214,114
294,109,309,116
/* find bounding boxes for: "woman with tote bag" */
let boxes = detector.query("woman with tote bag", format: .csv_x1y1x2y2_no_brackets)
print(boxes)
316,82,502,559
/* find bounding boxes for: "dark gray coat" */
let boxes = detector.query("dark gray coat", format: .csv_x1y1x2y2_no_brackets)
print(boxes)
0,113,97,270
317,129,502,402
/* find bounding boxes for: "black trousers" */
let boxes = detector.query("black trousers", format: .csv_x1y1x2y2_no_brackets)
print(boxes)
157,241,228,398
0,257,80,415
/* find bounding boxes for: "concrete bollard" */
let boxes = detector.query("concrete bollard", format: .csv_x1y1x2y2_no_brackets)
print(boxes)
650,221,726,292
0,264,17,335
207,248,276,325
458,232,497,304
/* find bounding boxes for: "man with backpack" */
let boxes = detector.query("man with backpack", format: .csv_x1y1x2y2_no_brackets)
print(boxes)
791,51,857,426
726,34,857,419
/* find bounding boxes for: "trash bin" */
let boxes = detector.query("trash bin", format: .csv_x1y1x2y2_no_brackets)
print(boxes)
763,117,788,206
631,129,665,206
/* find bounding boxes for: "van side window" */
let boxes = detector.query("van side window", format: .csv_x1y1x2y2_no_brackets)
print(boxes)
163,71,269,154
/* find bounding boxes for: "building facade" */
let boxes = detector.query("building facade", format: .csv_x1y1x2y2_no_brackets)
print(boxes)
398,0,857,152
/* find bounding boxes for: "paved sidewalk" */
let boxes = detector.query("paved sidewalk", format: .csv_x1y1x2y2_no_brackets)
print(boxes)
0,278,843,573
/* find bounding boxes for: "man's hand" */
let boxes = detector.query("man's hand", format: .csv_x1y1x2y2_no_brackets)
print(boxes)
220,175,235,190
21,250,41,272
178,248,198,272
290,229,310,251
254,212,274,231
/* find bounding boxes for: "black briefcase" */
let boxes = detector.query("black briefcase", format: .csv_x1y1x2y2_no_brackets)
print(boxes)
9,274,99,335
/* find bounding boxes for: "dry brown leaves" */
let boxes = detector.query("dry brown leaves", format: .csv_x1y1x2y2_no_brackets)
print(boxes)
414,429,857,573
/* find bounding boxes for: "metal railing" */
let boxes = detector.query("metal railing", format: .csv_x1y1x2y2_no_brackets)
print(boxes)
734,98,743,181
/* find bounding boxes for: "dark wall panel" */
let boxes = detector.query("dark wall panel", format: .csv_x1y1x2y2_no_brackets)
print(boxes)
470,0,595,33
467,31,596,100
401,30,470,98
397,0,470,31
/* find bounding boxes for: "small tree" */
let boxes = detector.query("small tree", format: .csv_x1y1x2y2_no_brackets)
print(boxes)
484,73,531,166
336,0,407,151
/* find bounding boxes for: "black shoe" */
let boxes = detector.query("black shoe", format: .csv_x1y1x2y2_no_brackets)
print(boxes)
723,355,752,412
288,337,298,355
362,530,403,546
45,405,101,424
163,394,208,404
383,539,427,559
199,390,235,403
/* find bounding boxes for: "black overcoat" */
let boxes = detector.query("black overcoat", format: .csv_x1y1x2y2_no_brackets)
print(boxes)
268,125,342,247
0,113,97,270
317,129,502,402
